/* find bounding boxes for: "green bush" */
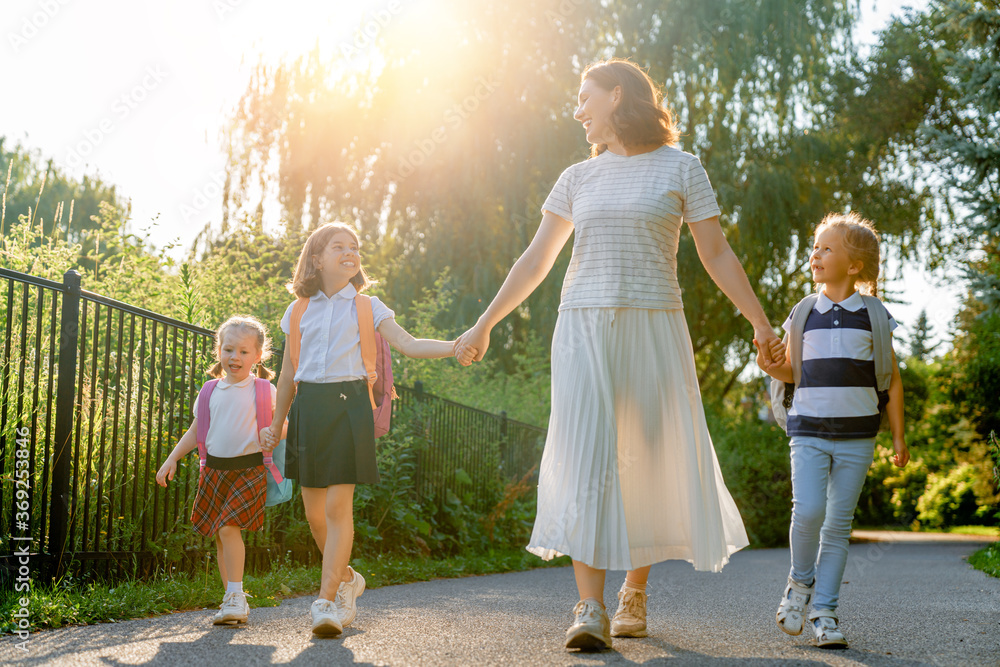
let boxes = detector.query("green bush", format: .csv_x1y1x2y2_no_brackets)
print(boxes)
916,463,996,529
856,446,929,527
709,408,792,548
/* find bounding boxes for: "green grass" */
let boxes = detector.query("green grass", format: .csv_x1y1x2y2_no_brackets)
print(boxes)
969,543,1000,578
2,548,570,633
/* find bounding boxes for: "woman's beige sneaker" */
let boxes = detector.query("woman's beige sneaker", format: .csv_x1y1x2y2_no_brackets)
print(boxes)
565,597,611,650
610,583,648,637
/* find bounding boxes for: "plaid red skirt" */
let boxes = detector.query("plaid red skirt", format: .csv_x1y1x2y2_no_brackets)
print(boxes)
190,457,266,536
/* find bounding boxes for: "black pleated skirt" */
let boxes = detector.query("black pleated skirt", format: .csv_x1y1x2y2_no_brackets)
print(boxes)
286,380,379,487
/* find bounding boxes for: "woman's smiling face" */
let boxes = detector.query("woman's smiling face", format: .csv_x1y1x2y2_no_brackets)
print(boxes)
574,77,620,146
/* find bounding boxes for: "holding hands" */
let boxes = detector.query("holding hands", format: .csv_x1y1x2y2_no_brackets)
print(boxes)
454,323,488,366
752,326,786,372
260,426,277,452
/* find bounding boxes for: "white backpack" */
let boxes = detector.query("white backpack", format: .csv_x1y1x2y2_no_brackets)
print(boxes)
770,293,895,434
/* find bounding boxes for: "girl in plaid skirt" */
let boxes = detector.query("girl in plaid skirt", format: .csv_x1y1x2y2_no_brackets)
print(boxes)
156,315,283,626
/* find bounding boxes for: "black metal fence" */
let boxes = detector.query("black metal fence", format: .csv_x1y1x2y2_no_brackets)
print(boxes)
0,267,546,585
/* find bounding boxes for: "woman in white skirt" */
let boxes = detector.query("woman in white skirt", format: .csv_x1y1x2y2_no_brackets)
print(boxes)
456,58,785,651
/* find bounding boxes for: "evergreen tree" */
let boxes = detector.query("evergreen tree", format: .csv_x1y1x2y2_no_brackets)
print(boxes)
908,308,938,361
923,0,1000,314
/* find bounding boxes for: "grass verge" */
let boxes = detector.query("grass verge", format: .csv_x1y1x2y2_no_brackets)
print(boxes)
1,548,569,634
969,543,1000,578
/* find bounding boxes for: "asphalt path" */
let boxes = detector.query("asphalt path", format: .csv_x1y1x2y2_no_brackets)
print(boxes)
2,536,998,666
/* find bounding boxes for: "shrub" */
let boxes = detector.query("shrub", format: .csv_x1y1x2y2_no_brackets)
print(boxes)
709,408,792,548
916,463,997,529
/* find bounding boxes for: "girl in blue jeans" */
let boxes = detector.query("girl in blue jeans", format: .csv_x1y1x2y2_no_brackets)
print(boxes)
755,212,909,648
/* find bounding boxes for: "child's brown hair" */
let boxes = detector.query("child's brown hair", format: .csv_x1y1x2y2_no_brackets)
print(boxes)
287,222,374,298
210,315,274,380
815,212,882,296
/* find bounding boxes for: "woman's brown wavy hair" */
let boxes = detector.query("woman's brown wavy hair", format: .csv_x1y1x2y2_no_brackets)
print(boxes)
287,222,374,299
582,59,679,158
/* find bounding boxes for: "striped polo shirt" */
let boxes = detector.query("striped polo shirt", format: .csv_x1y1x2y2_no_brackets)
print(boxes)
784,291,897,440
541,145,721,311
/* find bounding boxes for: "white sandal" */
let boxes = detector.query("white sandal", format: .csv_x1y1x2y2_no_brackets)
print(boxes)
809,609,848,649
775,578,813,636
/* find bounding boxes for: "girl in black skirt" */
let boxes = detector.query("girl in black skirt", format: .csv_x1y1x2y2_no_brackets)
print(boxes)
262,222,468,637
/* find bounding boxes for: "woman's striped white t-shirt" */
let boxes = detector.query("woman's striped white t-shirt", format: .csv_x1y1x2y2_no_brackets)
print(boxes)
541,144,721,311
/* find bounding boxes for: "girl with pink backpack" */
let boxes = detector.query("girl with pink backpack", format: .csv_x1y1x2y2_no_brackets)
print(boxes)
260,222,463,637
156,315,284,626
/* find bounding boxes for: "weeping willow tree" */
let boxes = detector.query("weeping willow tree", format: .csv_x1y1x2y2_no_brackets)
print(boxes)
219,0,939,398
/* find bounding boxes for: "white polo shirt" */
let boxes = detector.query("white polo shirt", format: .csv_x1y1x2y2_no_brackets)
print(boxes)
279,284,395,384
192,375,277,458
783,290,898,439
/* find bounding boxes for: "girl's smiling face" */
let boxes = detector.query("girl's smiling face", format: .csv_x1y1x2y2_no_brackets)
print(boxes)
219,328,262,383
811,227,860,286
574,77,621,146
314,231,362,289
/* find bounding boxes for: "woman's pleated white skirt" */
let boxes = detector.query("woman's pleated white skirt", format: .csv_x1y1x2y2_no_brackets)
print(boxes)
526,308,749,572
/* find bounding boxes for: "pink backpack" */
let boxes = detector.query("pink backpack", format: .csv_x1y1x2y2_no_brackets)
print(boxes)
288,294,396,437
195,377,284,483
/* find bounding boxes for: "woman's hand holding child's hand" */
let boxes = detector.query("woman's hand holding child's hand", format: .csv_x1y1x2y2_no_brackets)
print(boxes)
454,340,478,366
752,334,785,372
156,459,176,487
455,324,489,366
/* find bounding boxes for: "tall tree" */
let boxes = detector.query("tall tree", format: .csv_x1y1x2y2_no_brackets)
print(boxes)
922,0,1000,315
221,0,941,396
908,308,938,361
1,137,131,272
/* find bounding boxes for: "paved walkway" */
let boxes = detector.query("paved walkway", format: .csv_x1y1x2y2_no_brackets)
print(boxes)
2,536,998,666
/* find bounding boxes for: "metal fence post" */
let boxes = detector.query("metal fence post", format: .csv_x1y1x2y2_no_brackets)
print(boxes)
499,410,508,473
49,269,80,580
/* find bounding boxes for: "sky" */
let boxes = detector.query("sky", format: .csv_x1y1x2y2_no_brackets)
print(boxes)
1,0,959,347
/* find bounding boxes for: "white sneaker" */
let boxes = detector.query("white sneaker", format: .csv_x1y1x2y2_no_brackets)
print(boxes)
610,584,648,637
775,577,813,636
311,598,343,637
335,566,366,627
565,598,611,650
809,609,848,648
213,591,249,625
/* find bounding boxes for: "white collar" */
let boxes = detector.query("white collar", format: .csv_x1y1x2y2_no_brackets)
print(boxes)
816,290,865,314
311,283,358,301
217,374,255,390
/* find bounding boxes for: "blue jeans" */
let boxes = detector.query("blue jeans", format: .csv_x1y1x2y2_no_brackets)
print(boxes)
788,435,875,611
